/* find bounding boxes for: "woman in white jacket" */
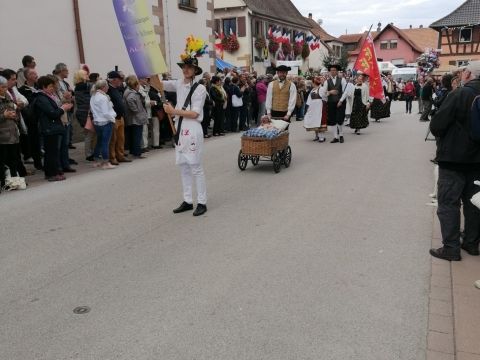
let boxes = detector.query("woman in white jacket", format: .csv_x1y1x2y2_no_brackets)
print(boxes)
347,73,370,134
90,80,117,169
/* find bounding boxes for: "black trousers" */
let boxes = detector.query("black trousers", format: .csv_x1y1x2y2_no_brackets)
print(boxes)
202,106,211,135
327,102,346,126
437,167,480,253
0,143,20,186
212,105,225,135
43,134,61,178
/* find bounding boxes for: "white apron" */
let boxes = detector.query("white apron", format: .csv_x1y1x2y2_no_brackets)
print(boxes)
175,118,204,165
303,89,323,130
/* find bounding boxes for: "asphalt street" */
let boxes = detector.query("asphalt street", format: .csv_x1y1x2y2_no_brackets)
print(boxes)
0,102,435,360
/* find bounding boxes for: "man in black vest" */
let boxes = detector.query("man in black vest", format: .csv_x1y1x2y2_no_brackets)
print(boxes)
323,64,347,143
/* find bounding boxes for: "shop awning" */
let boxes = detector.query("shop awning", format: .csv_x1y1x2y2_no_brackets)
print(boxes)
215,58,236,71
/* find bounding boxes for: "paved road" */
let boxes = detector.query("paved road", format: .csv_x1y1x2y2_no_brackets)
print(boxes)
1,102,435,360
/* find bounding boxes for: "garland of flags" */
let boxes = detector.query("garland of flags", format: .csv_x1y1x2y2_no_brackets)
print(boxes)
267,25,321,51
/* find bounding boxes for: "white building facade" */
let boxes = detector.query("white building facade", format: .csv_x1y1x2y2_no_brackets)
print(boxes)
214,0,314,74
0,0,215,80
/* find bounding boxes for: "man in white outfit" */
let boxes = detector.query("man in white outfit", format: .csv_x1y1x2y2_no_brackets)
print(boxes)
162,55,208,216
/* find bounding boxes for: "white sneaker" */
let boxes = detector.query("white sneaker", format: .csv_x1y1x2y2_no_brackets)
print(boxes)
102,162,117,170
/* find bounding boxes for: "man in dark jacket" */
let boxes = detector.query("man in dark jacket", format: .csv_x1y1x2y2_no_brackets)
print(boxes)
420,78,434,121
107,71,131,165
429,61,480,261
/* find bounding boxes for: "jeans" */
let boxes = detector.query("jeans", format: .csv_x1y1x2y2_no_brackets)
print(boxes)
296,103,305,120
130,124,144,156
84,129,95,158
405,96,413,113
93,122,114,161
437,167,480,253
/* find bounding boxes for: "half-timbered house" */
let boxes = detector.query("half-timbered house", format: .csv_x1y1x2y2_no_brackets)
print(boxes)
430,0,480,73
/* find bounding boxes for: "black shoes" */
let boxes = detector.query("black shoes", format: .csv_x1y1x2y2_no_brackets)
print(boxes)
429,247,462,261
339,136,344,143
330,138,339,143
193,204,207,216
173,202,207,216
173,202,194,214
461,243,480,256
86,155,95,162
63,167,76,173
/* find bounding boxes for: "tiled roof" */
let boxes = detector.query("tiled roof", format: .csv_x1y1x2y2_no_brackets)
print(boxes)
402,28,438,53
304,17,339,42
430,0,480,28
338,33,364,44
243,0,310,28
374,24,424,53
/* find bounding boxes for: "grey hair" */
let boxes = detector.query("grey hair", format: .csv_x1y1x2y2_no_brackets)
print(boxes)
0,76,7,85
53,62,68,75
93,79,109,94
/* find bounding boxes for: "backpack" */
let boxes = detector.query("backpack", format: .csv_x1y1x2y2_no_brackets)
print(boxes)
471,94,480,142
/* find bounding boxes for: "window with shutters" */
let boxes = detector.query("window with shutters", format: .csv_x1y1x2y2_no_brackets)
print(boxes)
223,18,237,36
178,0,197,12
237,16,246,37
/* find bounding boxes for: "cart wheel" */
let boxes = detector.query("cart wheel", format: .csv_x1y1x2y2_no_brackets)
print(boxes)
238,150,248,170
283,146,292,168
272,152,281,173
251,156,259,166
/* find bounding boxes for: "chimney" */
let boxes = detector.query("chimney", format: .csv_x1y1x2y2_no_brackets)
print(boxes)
410,25,412,29
420,25,423,28
308,13,312,19
377,22,382,31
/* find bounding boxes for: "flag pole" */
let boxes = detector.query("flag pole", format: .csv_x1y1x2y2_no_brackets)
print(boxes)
353,24,374,70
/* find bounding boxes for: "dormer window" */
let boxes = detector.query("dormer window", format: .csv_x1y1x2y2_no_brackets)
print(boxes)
459,28,472,43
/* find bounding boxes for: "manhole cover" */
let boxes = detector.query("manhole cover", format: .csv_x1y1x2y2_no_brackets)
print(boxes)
73,306,91,314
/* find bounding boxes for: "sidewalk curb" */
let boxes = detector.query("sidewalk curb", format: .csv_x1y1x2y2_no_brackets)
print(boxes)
427,211,480,360
427,210,455,359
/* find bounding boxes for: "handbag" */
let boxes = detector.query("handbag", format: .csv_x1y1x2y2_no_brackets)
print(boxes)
174,82,200,145
84,112,95,132
232,94,243,107
471,181,480,210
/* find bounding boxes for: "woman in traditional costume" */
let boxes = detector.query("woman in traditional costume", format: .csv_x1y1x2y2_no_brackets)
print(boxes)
303,76,328,142
370,76,390,122
347,72,370,134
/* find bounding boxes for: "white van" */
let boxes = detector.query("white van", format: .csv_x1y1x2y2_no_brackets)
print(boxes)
392,67,417,82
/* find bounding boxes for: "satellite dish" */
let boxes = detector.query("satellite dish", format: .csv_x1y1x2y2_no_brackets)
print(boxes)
317,19,323,26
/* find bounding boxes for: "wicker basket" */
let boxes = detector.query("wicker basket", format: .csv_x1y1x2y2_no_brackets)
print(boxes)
241,131,289,156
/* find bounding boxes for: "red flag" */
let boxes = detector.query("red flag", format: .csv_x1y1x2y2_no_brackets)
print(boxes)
353,34,384,99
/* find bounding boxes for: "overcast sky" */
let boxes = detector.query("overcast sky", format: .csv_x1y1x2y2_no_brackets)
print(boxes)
291,0,465,36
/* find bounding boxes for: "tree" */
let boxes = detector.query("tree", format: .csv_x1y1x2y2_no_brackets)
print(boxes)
322,48,349,70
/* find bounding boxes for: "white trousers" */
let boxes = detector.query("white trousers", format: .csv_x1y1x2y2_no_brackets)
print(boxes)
151,116,160,147
179,163,207,205
329,125,344,139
